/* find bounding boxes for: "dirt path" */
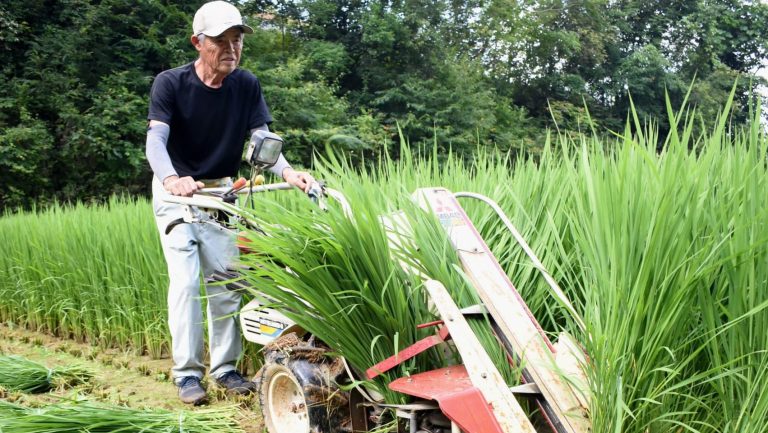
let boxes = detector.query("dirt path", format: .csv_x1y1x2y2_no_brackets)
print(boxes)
0,323,264,433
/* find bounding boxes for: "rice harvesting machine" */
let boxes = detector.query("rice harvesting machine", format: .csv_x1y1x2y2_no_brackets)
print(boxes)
163,176,591,433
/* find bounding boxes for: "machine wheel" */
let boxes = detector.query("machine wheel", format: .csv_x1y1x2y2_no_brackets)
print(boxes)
257,334,351,433
259,362,311,433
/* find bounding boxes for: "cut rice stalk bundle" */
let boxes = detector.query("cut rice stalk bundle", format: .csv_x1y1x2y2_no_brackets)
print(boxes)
0,354,91,393
237,179,524,402
0,399,243,433
238,195,436,402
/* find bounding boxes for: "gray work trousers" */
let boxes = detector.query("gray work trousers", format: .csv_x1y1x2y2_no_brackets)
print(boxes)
151,177,241,383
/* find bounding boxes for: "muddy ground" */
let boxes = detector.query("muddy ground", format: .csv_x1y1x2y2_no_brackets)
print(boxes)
0,323,264,433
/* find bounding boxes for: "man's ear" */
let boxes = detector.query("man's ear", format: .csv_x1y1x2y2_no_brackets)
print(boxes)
190,34,202,50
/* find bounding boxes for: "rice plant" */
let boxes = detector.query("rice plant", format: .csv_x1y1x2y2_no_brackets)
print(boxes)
0,196,169,357
0,196,264,371
0,354,91,392
235,95,768,432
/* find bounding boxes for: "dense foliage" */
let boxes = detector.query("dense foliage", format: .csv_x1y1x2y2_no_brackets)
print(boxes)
1,0,767,210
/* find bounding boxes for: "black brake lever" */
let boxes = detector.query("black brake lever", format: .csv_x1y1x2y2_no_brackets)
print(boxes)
165,218,186,235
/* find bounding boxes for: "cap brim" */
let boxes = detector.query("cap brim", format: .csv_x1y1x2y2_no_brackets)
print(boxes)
200,24,254,37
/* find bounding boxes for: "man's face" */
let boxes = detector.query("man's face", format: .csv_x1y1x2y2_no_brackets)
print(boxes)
195,28,244,76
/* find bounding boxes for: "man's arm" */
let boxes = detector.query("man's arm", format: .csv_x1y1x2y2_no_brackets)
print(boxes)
146,121,176,181
146,120,203,196
250,125,315,192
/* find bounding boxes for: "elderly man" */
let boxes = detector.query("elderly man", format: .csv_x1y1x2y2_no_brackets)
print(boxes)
145,1,313,405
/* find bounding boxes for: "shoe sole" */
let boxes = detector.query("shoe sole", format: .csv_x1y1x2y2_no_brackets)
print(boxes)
180,395,208,405
224,386,256,396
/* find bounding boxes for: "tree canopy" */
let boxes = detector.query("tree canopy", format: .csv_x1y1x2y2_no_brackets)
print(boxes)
1,0,766,209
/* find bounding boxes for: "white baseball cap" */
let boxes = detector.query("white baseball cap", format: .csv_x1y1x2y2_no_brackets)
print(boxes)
193,1,254,37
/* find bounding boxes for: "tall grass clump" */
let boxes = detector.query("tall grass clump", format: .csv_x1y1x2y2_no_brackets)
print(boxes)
0,354,91,392
0,399,243,433
0,196,170,357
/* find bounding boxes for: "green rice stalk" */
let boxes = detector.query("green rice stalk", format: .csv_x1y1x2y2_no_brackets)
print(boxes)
236,154,541,400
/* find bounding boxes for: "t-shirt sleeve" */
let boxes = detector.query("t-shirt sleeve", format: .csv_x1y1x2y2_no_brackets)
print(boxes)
248,77,273,129
147,72,175,124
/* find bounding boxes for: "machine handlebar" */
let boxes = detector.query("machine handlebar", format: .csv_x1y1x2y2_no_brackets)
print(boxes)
161,179,348,235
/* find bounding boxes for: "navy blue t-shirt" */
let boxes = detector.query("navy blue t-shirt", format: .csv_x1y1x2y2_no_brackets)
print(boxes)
147,62,273,179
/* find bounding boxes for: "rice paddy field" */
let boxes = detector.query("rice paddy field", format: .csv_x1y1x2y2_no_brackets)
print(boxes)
1,100,767,432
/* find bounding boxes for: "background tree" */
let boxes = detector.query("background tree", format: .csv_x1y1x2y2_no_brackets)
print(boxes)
1,0,766,210
0,0,193,208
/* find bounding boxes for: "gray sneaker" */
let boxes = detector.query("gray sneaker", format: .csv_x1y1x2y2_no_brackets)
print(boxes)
178,376,208,405
216,370,257,395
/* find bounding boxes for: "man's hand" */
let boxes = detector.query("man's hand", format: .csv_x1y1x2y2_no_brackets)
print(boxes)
163,175,205,197
282,168,315,193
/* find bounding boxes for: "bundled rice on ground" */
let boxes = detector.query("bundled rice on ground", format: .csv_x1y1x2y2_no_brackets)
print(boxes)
0,354,91,393
0,399,243,433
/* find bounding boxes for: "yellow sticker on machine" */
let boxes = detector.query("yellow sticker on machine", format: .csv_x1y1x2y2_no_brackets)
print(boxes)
260,324,279,336
258,316,287,337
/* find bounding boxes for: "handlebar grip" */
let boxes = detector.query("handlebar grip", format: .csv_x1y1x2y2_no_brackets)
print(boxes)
232,177,247,190
222,177,247,196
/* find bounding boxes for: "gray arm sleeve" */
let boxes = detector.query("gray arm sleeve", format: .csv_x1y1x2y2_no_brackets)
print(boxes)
145,123,177,182
251,124,292,178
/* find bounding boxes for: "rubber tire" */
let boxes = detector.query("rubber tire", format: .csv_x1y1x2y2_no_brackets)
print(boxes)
257,359,348,433
259,362,311,433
